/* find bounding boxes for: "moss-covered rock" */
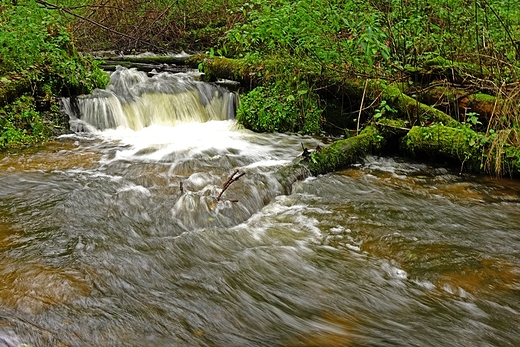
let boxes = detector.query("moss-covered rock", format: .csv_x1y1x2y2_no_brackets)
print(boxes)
0,75,33,107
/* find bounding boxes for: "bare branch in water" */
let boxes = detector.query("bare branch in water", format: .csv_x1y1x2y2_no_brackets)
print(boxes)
217,170,245,202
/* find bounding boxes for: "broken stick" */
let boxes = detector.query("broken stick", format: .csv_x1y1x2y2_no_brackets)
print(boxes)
217,169,245,201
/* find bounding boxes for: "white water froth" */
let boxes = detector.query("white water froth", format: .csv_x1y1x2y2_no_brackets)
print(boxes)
97,120,304,166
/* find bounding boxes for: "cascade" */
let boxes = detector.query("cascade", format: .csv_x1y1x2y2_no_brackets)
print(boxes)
61,66,237,131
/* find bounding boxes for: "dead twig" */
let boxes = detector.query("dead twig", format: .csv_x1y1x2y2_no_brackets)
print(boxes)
34,0,165,52
357,79,368,135
217,170,245,202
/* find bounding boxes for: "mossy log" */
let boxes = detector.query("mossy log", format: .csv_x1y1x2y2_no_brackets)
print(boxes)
363,81,460,127
186,55,264,89
418,86,500,124
406,56,491,83
401,125,520,176
306,126,385,175
400,124,482,172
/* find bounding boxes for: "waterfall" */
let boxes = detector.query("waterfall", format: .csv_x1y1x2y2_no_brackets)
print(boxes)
61,66,237,132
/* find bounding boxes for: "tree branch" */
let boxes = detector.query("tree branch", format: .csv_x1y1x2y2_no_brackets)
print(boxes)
33,0,165,52
217,170,245,202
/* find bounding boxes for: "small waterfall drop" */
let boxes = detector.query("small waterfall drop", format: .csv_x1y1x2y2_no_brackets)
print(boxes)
62,66,237,131
58,65,324,230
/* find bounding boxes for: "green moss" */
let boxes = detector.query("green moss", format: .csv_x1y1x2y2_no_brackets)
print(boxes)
374,118,410,139
383,85,458,126
401,124,482,171
307,125,385,174
0,75,32,107
470,93,497,104
423,57,491,78
362,80,459,127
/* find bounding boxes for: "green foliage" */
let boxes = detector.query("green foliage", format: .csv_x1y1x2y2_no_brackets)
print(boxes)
226,0,390,72
237,80,323,134
0,96,51,148
223,0,520,79
0,0,109,150
0,0,109,95
373,100,397,120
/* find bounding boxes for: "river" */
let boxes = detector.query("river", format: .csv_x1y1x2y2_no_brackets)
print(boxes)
0,68,519,347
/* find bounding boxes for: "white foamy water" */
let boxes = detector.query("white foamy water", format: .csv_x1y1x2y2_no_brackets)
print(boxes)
97,120,303,165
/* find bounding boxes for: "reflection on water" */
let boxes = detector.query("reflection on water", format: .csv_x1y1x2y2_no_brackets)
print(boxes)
0,258,91,314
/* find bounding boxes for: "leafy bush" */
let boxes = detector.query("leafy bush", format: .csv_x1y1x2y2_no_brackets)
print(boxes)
237,80,323,134
226,0,390,71
0,0,109,149
225,0,520,78
0,96,51,148
0,0,109,94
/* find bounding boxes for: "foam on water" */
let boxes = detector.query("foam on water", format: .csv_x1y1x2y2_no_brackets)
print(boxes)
97,121,284,163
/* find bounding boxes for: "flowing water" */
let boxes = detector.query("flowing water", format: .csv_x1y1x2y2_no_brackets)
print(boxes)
0,68,519,347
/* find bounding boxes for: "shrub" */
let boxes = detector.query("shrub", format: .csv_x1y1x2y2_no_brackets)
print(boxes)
237,81,323,134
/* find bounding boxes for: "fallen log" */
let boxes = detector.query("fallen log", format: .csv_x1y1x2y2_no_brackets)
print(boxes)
306,125,385,175
187,55,263,90
186,56,519,177
400,124,482,173
417,86,502,125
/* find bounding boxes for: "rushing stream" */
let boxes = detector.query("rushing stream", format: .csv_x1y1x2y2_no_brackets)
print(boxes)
0,68,519,347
